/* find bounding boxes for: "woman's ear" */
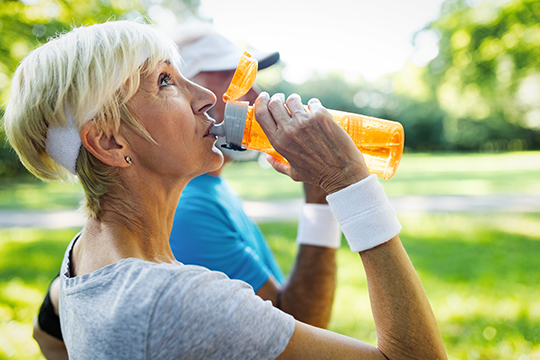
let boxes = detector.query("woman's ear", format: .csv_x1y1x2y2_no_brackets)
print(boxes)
80,121,131,168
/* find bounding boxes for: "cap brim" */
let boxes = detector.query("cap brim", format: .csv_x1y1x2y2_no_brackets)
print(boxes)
198,50,280,73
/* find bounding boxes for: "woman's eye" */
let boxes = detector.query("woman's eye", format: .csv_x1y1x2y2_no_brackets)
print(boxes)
159,73,172,87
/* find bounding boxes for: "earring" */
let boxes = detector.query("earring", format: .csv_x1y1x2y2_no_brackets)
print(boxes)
125,156,132,164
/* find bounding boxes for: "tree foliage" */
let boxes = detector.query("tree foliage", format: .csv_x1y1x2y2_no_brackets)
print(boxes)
259,65,449,152
422,0,540,150
1,0,539,179
260,0,540,152
0,0,199,177
0,0,146,177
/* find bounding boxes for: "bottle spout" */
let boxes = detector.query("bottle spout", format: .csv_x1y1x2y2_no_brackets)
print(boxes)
209,122,226,137
210,101,249,151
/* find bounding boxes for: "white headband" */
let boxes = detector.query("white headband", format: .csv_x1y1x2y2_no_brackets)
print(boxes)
45,49,149,175
46,114,82,175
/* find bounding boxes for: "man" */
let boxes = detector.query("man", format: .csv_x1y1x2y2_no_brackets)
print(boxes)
168,22,342,327
33,22,342,358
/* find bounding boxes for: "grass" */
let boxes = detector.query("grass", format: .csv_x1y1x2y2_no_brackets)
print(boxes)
0,180,83,210
260,214,540,360
0,228,79,360
224,151,540,199
1,151,540,209
2,215,539,359
1,151,540,359
379,151,540,197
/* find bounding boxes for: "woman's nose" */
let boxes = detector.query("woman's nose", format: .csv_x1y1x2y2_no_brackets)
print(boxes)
191,82,217,114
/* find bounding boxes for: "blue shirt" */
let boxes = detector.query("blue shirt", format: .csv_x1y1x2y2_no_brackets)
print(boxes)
170,174,285,291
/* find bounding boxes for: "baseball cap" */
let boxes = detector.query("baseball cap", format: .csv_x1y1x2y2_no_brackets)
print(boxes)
169,22,280,79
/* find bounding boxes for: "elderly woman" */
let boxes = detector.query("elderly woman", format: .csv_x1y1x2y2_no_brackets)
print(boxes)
4,20,447,359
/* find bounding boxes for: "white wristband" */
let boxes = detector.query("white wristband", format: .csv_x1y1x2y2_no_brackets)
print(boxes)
326,175,401,253
296,204,342,248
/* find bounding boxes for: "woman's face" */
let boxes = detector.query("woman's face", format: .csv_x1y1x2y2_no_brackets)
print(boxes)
127,61,223,179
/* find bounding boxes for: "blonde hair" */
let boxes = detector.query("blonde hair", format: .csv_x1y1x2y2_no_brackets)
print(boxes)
3,19,182,218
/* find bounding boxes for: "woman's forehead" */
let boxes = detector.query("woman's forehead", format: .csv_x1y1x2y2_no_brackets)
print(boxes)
153,60,178,73
142,60,177,80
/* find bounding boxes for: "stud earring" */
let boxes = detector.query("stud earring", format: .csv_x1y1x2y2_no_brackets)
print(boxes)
125,156,132,164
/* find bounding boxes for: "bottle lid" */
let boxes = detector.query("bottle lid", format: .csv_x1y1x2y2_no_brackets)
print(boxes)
210,101,249,151
223,52,258,102
210,51,258,150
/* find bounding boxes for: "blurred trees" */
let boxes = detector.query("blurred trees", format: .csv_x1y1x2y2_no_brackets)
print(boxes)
0,0,143,177
261,0,540,152
421,0,540,150
0,0,199,177
259,64,450,152
1,0,540,178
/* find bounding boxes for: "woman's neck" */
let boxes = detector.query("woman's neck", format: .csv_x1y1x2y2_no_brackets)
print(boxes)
72,173,188,276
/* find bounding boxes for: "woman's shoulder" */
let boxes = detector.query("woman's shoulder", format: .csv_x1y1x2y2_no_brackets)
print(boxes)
147,262,295,360
111,260,255,306
107,259,233,292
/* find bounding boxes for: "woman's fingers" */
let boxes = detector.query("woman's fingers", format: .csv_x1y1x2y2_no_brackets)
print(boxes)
267,93,291,126
266,154,291,177
255,92,369,191
286,94,309,122
253,92,277,134
307,97,324,112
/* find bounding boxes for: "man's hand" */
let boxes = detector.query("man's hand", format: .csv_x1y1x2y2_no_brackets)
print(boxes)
254,92,370,193
303,183,328,204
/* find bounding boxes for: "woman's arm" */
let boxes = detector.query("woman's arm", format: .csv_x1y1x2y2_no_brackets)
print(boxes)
33,277,68,360
33,319,68,360
254,92,447,359
277,236,445,360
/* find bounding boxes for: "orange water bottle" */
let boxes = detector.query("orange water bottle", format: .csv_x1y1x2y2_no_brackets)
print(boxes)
210,52,404,180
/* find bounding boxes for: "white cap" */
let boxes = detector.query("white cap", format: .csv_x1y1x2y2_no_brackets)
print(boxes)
170,22,280,79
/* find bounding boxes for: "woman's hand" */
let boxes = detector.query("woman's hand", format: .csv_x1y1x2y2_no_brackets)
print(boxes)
254,92,370,194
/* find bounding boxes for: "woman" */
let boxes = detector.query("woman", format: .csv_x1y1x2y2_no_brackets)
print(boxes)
4,20,447,359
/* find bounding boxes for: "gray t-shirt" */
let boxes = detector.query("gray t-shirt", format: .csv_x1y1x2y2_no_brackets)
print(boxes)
59,235,295,359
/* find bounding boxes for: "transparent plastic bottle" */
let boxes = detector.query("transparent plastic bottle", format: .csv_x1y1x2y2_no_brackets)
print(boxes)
210,52,405,180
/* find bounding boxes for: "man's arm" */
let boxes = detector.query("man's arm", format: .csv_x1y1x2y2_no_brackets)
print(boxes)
256,183,337,329
33,277,68,360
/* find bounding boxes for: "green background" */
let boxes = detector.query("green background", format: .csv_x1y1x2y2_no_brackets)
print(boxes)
1,152,540,359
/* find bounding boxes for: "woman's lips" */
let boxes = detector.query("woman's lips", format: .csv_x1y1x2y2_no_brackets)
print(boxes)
203,121,216,138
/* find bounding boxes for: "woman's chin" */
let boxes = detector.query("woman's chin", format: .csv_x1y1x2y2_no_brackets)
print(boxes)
208,148,225,172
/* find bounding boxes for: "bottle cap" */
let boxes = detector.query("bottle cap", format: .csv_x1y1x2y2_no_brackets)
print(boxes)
223,52,258,102
210,101,249,151
210,51,258,151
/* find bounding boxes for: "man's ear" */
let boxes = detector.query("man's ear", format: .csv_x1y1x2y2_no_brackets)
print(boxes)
80,121,131,168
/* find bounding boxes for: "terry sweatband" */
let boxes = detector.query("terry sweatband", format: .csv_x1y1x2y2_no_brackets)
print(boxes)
37,287,63,341
326,174,401,253
296,203,341,248
46,47,149,175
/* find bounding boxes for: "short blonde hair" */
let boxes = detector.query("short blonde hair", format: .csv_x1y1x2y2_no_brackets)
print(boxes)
3,19,181,218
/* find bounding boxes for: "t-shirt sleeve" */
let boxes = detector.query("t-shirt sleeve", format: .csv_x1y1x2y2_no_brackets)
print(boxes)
148,266,295,360
170,193,271,291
